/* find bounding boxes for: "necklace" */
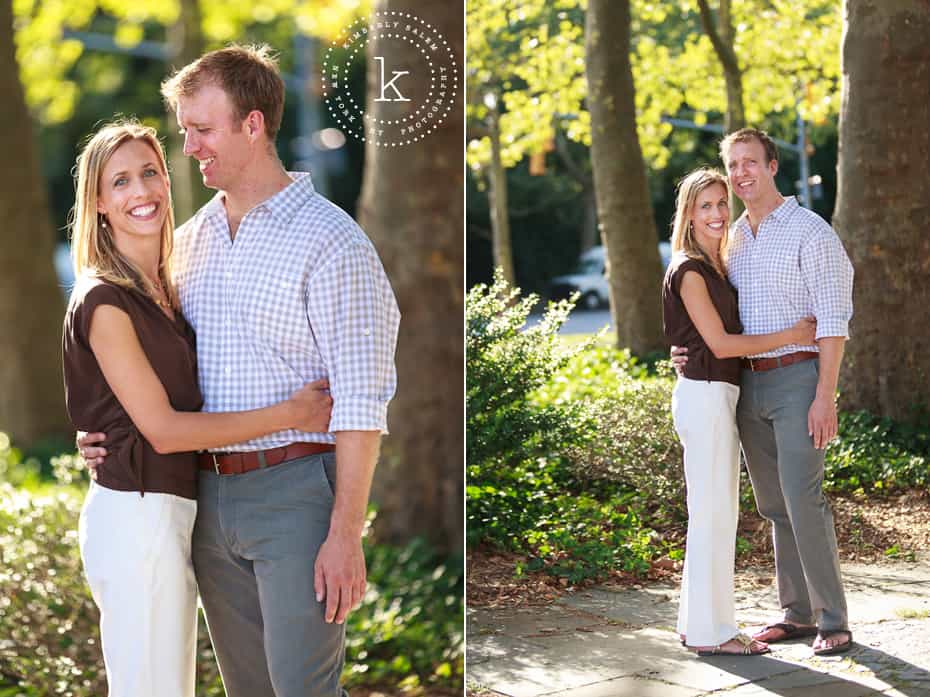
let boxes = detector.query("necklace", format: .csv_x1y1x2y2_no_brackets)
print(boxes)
151,277,171,310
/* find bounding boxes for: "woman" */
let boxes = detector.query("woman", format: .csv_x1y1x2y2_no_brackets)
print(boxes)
62,121,331,696
662,168,815,657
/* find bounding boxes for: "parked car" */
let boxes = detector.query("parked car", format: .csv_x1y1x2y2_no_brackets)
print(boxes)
549,242,672,310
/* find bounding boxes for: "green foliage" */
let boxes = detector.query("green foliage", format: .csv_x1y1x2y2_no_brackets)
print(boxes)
0,482,105,696
0,448,461,695
538,353,688,525
466,271,589,469
466,275,658,582
467,0,842,172
469,322,930,583
825,410,930,494
13,0,371,124
345,539,463,690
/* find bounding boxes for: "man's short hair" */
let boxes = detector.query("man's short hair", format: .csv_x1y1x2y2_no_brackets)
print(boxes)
719,127,779,165
161,44,285,141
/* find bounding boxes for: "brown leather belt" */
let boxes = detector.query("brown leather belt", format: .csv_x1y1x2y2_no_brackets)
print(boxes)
742,350,818,373
198,442,335,475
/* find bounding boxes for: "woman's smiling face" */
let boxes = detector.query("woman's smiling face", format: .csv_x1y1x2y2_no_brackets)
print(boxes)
96,138,170,241
690,182,729,251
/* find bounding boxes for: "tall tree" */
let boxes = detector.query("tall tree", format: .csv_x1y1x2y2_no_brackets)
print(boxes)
833,0,930,421
585,0,664,353
165,0,207,225
695,0,745,215
1,0,69,445
358,0,463,552
486,92,516,286
695,0,745,134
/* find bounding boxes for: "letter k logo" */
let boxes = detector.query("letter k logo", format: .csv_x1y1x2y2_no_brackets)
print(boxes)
373,57,411,102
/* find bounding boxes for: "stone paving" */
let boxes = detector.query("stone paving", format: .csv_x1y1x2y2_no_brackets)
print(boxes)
467,560,930,696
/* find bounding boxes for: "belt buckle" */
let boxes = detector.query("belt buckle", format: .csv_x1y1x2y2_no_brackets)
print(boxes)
748,358,758,372
212,453,220,475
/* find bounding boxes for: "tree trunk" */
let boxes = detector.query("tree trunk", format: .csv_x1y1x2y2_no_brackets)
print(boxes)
0,0,70,446
697,0,745,217
585,0,664,354
165,0,208,225
553,129,598,252
486,98,516,286
834,0,930,422
581,186,598,252
358,0,463,552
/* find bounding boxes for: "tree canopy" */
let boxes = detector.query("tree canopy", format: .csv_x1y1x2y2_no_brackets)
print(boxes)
467,0,841,174
13,0,371,124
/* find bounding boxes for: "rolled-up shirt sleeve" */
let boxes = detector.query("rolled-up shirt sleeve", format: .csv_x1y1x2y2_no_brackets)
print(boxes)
800,228,854,340
305,241,400,433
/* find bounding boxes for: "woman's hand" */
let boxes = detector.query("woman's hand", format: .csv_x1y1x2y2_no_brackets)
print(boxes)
791,316,817,346
289,379,333,432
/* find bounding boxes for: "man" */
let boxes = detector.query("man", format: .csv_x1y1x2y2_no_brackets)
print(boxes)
79,45,400,696
675,128,854,655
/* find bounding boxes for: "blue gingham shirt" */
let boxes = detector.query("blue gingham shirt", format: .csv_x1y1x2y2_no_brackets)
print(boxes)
727,196,853,359
172,172,400,451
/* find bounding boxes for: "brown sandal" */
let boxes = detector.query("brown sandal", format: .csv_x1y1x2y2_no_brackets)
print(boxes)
752,622,818,643
813,629,853,656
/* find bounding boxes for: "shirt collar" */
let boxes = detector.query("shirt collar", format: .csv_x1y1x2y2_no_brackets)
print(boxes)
198,171,317,227
735,195,798,236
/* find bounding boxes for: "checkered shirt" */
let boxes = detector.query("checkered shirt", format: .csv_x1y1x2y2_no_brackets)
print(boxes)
727,196,853,359
171,172,400,451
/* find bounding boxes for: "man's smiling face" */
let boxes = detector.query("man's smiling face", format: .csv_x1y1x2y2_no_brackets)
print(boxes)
726,138,779,206
176,83,251,192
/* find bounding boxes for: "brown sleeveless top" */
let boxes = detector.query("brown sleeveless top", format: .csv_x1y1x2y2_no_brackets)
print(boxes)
62,278,203,499
662,253,743,386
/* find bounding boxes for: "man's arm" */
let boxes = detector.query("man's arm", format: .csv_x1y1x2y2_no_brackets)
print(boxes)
799,225,853,450
808,337,844,449
305,239,400,624
314,430,380,624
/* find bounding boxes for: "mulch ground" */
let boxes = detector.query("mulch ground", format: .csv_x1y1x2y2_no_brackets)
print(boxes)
467,489,930,609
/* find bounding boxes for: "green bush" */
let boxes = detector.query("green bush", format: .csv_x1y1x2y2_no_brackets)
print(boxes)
825,410,930,493
0,449,462,696
466,275,658,581
466,271,590,470
470,324,930,584
538,345,930,511
535,348,687,524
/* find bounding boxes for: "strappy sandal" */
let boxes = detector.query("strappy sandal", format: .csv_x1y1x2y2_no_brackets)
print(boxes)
813,629,853,656
697,632,771,657
752,622,819,643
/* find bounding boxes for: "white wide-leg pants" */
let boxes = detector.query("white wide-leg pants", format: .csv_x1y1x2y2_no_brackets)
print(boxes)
78,482,198,697
672,377,741,647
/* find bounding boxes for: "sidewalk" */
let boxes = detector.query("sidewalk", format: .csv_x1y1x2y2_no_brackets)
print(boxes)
467,560,930,696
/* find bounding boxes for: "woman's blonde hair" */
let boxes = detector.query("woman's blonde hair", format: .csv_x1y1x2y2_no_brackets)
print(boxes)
69,120,178,308
670,167,731,278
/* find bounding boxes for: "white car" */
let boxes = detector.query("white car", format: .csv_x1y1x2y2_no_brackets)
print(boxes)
549,242,672,310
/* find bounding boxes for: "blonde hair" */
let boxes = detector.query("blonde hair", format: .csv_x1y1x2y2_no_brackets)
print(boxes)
69,120,178,309
670,167,731,278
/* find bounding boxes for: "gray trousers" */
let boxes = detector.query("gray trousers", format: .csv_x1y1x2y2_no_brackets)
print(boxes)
737,359,848,631
192,452,348,697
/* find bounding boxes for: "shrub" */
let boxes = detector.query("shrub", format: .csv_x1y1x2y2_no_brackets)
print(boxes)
466,271,591,470
535,347,687,524
466,276,659,581
0,450,462,695
466,273,592,549
0,483,103,697
825,410,930,493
